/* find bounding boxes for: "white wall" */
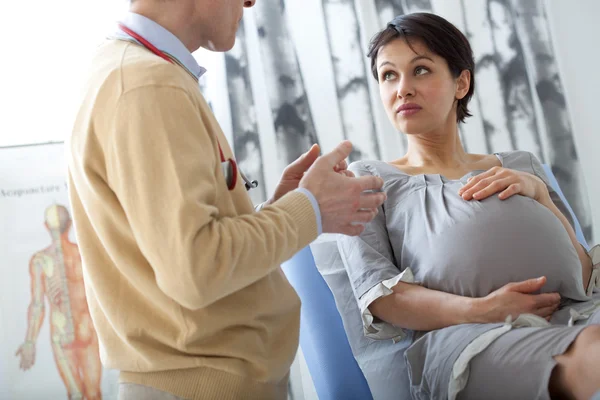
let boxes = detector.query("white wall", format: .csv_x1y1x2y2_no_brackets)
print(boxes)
0,0,129,147
545,0,600,242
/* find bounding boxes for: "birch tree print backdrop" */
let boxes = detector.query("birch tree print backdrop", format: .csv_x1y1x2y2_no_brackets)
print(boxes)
322,0,380,162
508,0,593,238
462,0,515,152
438,0,592,239
215,0,593,241
224,21,267,204
401,0,433,14
488,0,542,156
253,0,319,172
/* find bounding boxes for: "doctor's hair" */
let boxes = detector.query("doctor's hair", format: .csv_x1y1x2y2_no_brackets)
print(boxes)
367,13,475,123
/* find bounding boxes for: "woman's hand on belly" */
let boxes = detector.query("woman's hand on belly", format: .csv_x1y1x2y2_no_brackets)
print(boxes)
458,167,549,203
458,166,592,294
473,276,561,323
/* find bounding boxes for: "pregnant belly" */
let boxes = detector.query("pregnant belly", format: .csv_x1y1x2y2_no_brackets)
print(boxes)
415,195,587,300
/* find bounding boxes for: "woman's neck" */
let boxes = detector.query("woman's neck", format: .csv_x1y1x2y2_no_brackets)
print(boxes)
404,124,469,168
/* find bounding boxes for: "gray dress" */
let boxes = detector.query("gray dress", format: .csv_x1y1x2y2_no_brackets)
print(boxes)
337,151,600,400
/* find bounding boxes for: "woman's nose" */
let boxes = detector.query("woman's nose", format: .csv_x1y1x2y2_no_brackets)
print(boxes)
244,0,256,7
396,77,415,99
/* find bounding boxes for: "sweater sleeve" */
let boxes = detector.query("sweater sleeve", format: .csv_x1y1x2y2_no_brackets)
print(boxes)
105,85,318,310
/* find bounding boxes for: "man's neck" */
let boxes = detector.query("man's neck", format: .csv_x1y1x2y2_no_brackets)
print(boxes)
129,3,201,52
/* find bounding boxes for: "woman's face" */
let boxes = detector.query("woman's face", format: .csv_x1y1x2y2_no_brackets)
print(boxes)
376,38,470,135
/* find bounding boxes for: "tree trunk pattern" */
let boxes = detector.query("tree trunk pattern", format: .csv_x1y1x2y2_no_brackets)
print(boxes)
401,0,433,13
254,0,319,172
375,0,405,23
485,0,543,160
225,20,267,204
322,0,380,162
224,0,594,240
509,0,593,240
461,0,514,154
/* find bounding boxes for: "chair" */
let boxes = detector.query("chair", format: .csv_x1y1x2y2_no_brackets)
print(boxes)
281,166,587,400
281,246,373,400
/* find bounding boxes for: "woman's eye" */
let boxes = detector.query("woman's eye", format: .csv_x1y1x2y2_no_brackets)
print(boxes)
382,71,397,81
415,66,430,76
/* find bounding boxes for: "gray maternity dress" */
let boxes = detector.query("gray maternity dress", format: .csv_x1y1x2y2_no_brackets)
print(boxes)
337,151,600,400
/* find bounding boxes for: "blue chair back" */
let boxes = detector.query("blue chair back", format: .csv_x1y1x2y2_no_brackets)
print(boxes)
281,246,373,400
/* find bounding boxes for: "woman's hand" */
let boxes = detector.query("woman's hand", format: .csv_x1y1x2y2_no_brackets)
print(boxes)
458,167,550,203
472,277,561,323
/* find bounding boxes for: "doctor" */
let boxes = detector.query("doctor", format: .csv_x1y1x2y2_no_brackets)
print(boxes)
66,0,386,399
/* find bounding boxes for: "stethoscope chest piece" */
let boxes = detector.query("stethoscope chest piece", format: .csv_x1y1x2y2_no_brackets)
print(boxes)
115,23,259,193
221,159,258,191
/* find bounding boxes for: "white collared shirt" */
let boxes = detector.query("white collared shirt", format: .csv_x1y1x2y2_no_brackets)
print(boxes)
115,12,206,80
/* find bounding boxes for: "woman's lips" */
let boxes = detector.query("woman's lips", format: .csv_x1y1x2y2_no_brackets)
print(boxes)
396,103,422,116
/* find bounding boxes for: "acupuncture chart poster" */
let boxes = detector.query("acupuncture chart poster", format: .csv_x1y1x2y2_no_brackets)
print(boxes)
0,142,119,399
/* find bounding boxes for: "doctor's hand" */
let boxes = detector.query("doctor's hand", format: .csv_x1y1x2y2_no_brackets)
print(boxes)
458,167,550,204
267,144,351,205
299,141,386,236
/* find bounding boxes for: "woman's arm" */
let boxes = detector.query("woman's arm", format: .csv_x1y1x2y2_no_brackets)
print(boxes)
370,277,561,331
459,154,593,292
538,196,593,290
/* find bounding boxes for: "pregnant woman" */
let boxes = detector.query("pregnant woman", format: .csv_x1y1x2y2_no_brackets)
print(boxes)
338,13,600,400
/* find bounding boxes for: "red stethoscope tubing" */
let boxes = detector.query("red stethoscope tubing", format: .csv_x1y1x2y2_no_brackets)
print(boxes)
118,23,172,63
118,23,241,190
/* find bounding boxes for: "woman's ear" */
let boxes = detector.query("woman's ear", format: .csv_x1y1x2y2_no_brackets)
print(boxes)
455,70,471,100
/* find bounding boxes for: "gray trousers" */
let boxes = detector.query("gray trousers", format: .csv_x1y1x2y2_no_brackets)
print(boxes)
118,383,186,400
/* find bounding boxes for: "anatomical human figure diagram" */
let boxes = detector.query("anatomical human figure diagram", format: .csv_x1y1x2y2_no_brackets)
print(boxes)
16,204,102,399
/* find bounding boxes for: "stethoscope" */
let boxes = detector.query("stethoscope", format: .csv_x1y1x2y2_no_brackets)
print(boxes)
117,23,259,192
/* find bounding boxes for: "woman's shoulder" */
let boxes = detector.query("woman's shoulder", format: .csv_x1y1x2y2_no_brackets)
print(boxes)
349,159,413,181
350,159,395,175
495,150,543,172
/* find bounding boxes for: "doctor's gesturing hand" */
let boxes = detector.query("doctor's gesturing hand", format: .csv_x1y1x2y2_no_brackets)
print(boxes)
268,141,386,237
300,141,386,236
267,143,352,206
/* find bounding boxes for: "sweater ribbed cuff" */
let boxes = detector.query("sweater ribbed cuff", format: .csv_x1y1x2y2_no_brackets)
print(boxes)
275,190,319,250
293,188,322,234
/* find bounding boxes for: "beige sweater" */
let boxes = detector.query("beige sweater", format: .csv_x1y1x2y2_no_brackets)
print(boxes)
67,40,318,399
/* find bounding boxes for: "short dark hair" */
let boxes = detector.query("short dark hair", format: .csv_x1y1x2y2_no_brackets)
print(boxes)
367,13,475,123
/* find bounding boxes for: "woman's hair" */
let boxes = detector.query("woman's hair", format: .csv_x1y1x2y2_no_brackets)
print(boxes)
367,13,475,123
